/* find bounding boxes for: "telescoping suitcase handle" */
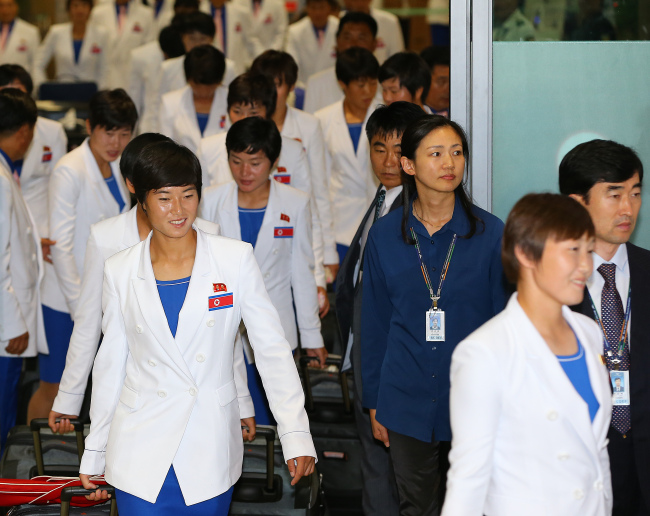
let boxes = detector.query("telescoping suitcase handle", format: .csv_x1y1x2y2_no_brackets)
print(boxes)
60,486,117,516
248,426,277,492
299,354,352,414
30,419,85,477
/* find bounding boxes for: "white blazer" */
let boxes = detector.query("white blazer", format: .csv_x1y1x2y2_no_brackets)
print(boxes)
200,180,323,351
233,0,287,50
151,0,175,36
51,207,231,417
20,117,68,310
0,156,46,357
33,23,110,92
0,18,40,73
442,294,613,516
48,139,131,317
285,16,338,86
88,2,155,89
367,8,404,63
79,228,317,504
159,85,229,153
127,40,163,134
315,100,378,246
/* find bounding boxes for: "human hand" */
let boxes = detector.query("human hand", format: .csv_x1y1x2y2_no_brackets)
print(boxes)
79,474,111,501
324,263,339,283
369,409,389,447
6,332,28,355
317,287,330,318
48,410,78,434
41,238,56,263
305,347,328,369
241,417,256,442
287,456,315,486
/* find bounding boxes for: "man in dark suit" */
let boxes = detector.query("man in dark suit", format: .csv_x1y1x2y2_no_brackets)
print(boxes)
560,139,650,516
335,102,425,515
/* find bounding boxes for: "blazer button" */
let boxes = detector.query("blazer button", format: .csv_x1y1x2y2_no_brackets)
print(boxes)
196,354,205,363
557,452,569,461
157,390,167,398
573,489,584,500
273,249,279,255
264,273,270,279
189,388,197,396
26,227,32,235
594,481,603,491
546,410,558,421
136,325,143,334
206,318,215,327
32,253,37,262
148,359,157,367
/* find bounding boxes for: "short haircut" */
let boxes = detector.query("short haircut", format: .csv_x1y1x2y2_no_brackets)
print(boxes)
307,0,339,8
132,140,203,205
366,101,427,143
67,0,93,9
335,47,379,85
0,64,34,95
420,45,450,70
174,0,199,9
337,12,378,39
120,133,172,183
559,139,644,201
227,73,277,117
250,50,298,88
378,52,431,102
502,193,595,284
0,88,38,136
226,117,282,166
183,44,225,85
159,25,185,59
178,11,215,38
88,89,138,131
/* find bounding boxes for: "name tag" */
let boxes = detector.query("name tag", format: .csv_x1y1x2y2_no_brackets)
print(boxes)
611,370,630,406
274,227,293,238
426,310,445,341
208,292,233,311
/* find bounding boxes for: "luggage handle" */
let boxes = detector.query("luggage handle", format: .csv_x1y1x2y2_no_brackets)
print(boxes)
299,354,352,414
59,486,117,516
30,418,85,476
249,426,276,492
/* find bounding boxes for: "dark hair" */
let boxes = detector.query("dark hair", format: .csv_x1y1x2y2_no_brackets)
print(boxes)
337,12,378,38
0,64,34,95
0,88,37,136
502,193,595,284
120,133,172,183
378,52,431,104
399,115,482,243
227,73,277,118
559,139,644,202
365,101,427,142
420,45,450,70
133,140,203,205
177,11,215,37
250,50,298,89
174,0,200,10
183,44,225,85
88,89,138,131
66,0,93,10
335,47,379,85
159,25,185,59
226,117,282,166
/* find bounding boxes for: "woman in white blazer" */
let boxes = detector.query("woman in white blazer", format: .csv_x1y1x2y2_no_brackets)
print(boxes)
33,0,110,93
442,193,613,516
79,139,316,514
233,0,287,50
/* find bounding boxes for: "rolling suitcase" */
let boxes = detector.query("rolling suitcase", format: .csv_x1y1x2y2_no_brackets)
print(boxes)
6,485,116,516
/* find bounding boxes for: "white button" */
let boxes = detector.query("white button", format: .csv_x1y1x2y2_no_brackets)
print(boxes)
206,318,215,327
189,388,197,396
547,410,558,421
32,253,37,261
148,359,157,367
594,481,603,491
196,354,205,363
273,249,279,255
557,452,569,461
136,325,143,334
26,227,32,235
264,273,270,279
573,489,584,500
157,390,166,398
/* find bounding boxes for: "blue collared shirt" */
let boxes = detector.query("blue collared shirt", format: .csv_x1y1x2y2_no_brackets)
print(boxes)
361,195,508,442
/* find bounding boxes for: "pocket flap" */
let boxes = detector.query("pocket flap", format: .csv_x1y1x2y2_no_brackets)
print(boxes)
119,385,139,409
217,380,237,406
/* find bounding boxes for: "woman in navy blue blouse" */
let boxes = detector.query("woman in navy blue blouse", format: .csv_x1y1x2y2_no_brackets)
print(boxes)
360,115,508,515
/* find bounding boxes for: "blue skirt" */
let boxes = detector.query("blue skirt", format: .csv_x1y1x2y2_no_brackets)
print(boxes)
115,467,234,516
40,305,74,383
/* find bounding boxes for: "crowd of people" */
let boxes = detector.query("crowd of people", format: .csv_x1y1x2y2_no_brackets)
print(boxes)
0,0,648,515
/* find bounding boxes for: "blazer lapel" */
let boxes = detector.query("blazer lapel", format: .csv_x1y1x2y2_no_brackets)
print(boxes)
204,86,228,136
121,206,141,249
218,183,242,240
81,139,119,214
252,180,276,265
181,87,202,146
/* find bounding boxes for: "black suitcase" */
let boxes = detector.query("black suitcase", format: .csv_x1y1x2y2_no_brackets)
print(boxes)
6,486,117,516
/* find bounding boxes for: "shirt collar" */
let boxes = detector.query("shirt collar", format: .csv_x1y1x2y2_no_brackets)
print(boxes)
592,243,628,275
0,148,15,173
409,194,469,238
115,2,129,17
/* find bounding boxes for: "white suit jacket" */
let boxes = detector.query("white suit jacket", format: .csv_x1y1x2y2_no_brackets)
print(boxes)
20,117,68,310
51,207,235,417
127,40,163,134
0,18,40,73
234,0,287,50
33,23,110,91
442,294,613,516
367,8,404,63
200,180,323,351
159,85,229,153
315,100,378,246
285,16,338,87
0,156,46,357
49,139,131,317
79,228,317,504
151,0,175,36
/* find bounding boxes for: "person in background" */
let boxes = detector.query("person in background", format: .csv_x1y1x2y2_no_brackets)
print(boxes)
560,139,650,516
233,0,287,51
378,51,432,111
315,47,379,265
420,45,449,117
492,0,535,41
336,102,426,516
0,0,40,72
150,0,176,35
442,193,612,516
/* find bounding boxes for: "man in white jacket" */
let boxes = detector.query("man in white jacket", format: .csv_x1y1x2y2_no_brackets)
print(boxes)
0,0,40,72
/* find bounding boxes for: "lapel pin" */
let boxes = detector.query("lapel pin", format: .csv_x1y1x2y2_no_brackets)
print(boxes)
213,283,227,292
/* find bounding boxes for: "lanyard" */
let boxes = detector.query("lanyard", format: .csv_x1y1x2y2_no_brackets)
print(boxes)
587,284,631,357
410,228,457,310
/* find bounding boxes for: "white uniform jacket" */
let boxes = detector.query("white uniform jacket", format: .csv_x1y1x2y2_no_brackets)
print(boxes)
51,208,237,417
159,85,229,153
20,117,68,310
0,18,40,73
79,228,317,504
200,180,323,351
0,156,46,357
315,100,378,246
127,40,163,134
151,0,175,36
33,23,110,92
234,0,287,50
442,294,613,516
285,16,338,87
49,139,131,317
367,8,404,63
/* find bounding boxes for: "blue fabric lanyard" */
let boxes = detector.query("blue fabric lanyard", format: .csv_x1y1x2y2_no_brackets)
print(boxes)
410,228,457,310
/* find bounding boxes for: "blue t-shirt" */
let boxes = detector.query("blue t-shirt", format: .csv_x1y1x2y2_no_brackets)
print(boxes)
104,175,125,212
196,112,210,136
72,39,83,64
238,207,266,249
348,123,363,154
557,339,600,422
156,276,191,338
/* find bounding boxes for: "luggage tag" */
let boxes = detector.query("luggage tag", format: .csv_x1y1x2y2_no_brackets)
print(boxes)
426,310,445,342
611,370,630,406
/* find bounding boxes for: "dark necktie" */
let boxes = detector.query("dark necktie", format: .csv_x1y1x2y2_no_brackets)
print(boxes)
598,263,631,435
373,189,386,223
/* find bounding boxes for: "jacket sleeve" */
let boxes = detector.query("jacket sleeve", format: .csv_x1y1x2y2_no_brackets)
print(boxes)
233,331,255,419
33,27,55,92
157,95,174,141
488,229,509,315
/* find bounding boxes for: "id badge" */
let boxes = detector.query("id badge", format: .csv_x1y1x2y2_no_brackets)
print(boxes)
611,370,630,406
426,310,445,341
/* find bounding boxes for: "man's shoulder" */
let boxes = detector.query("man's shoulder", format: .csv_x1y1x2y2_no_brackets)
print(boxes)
627,241,650,264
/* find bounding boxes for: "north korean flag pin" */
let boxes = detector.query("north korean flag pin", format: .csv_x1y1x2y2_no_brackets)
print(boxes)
281,213,290,222
213,283,227,293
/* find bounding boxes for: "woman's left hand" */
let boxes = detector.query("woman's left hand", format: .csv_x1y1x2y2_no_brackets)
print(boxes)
287,456,315,486
79,474,111,501
241,417,256,442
